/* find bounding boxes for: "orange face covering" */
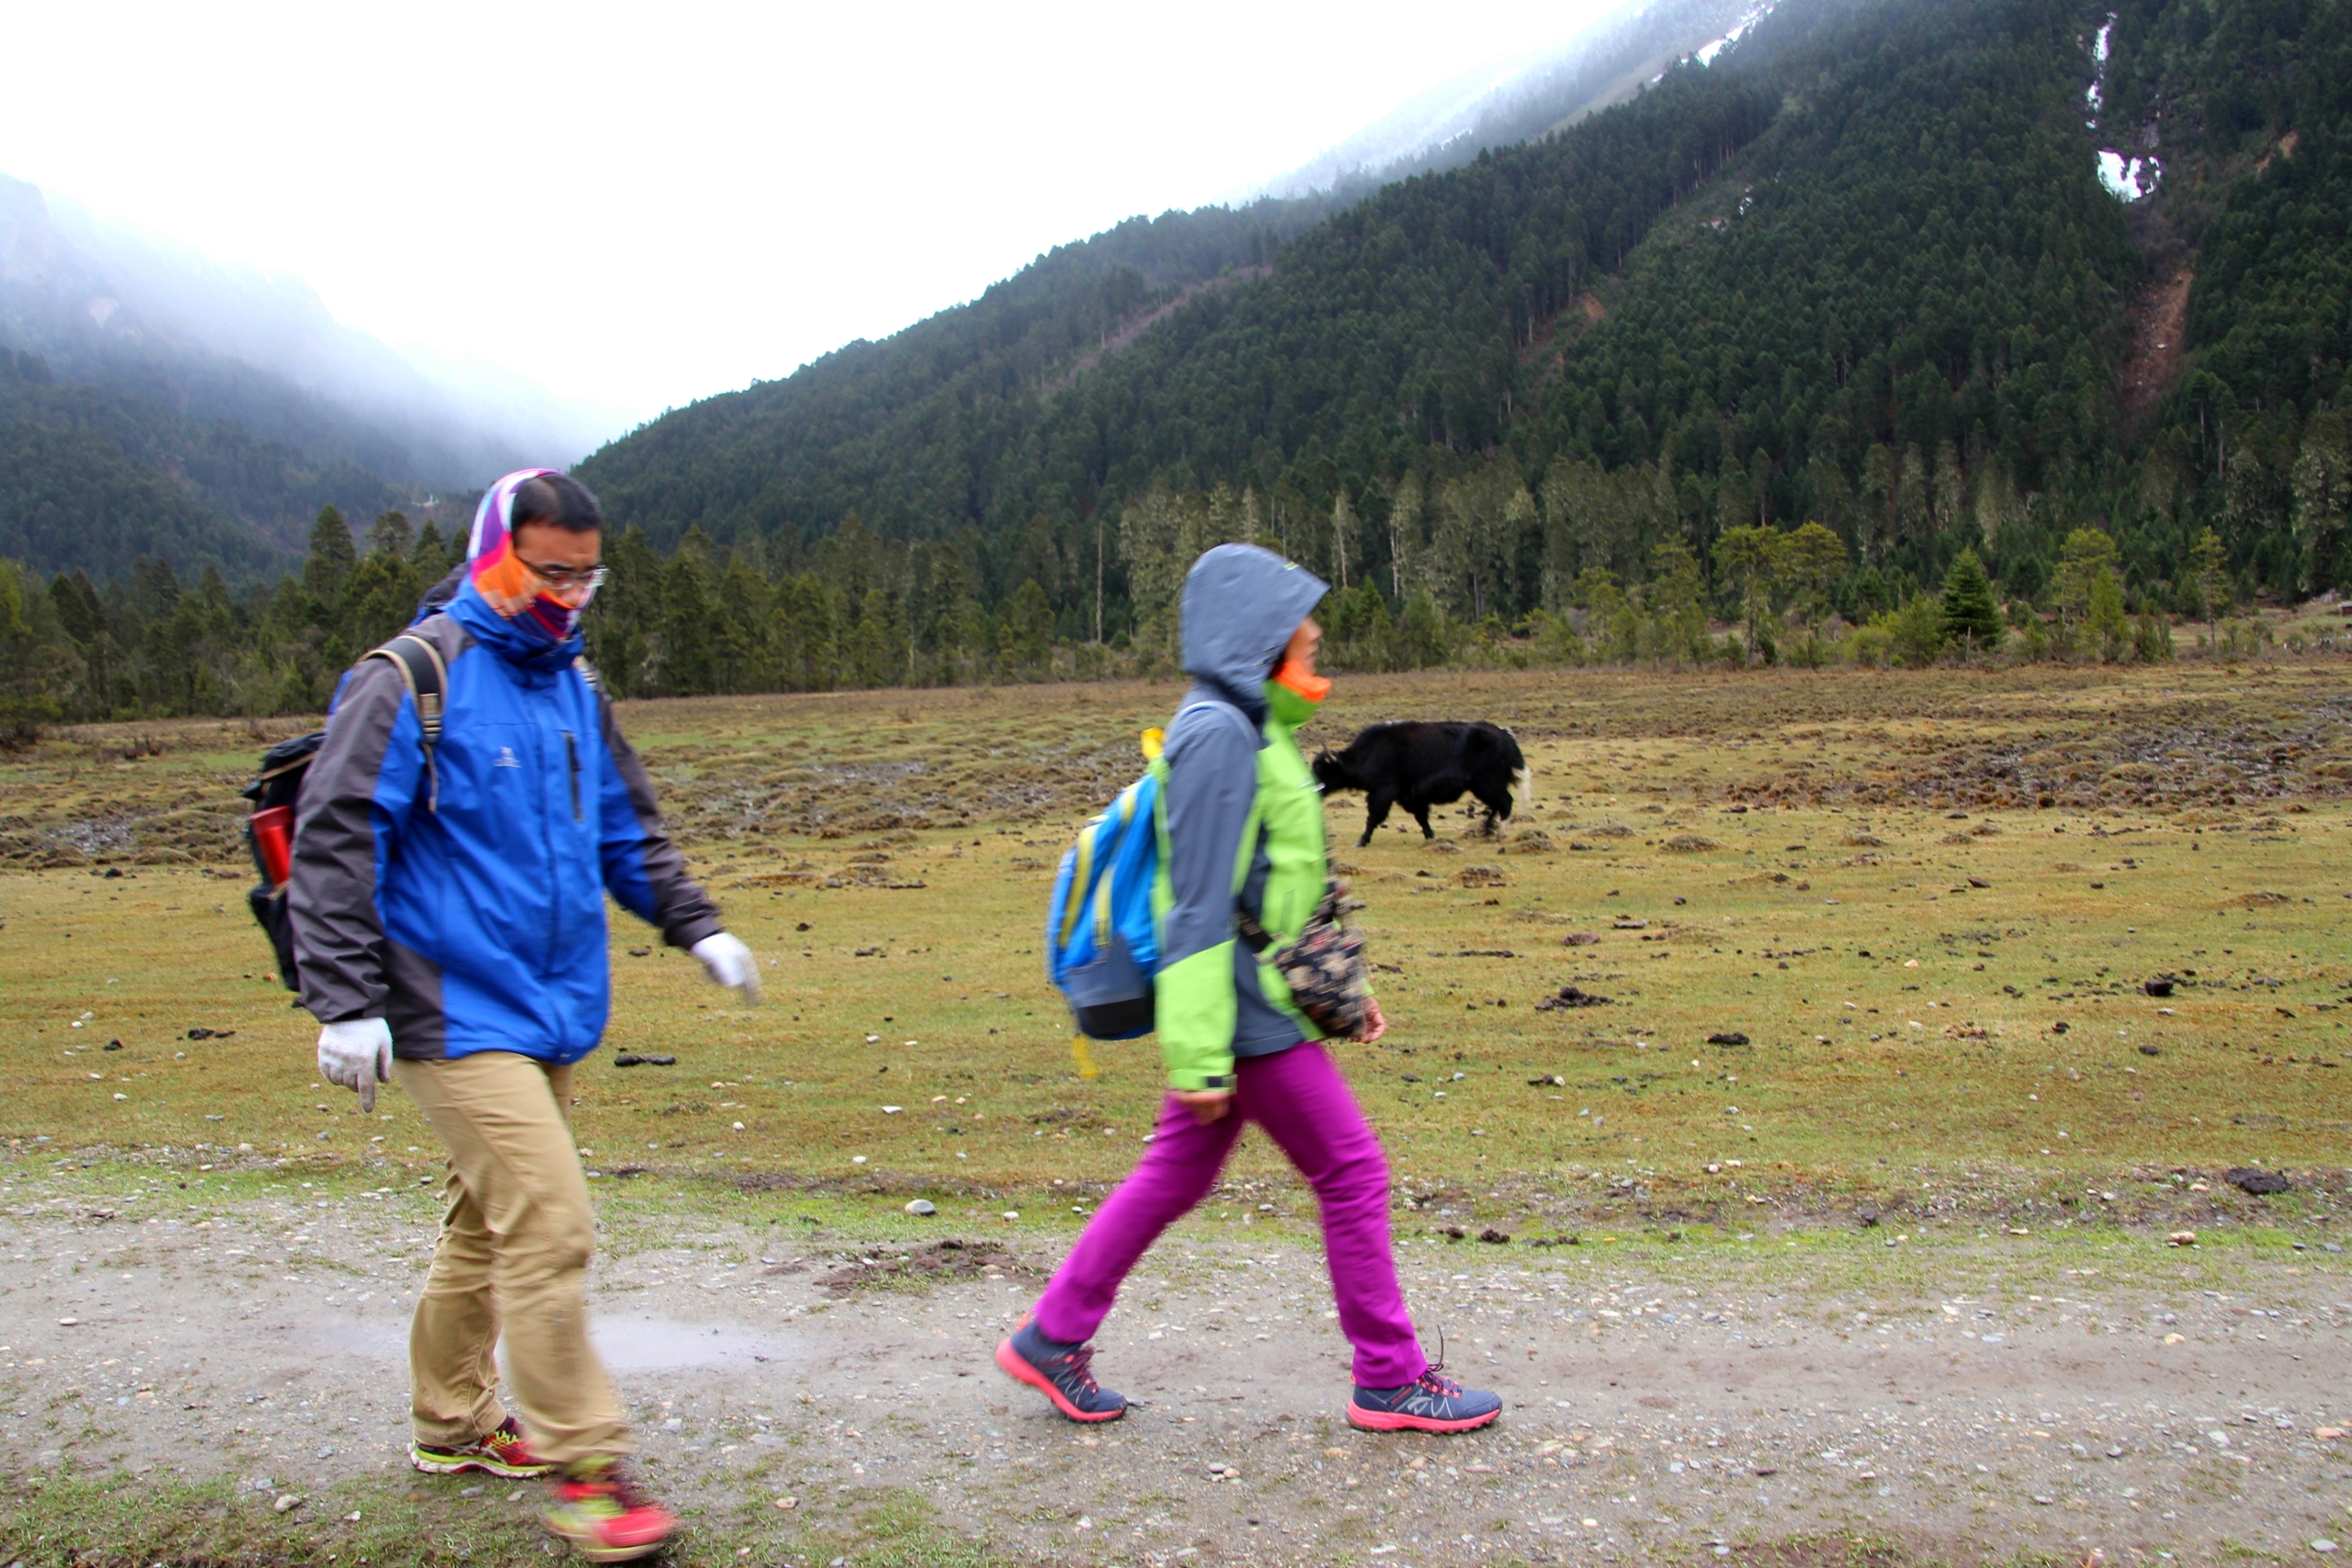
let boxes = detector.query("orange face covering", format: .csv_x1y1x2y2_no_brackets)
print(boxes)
470,537,544,617
1272,659,1331,704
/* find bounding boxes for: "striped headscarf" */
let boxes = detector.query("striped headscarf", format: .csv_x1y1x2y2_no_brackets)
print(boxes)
467,467,589,642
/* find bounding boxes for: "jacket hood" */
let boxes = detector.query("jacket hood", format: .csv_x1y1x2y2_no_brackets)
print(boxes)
1180,544,1328,711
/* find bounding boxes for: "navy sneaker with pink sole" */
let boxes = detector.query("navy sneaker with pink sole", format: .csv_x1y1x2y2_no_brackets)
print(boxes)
1348,1365,1502,1433
995,1318,1127,1422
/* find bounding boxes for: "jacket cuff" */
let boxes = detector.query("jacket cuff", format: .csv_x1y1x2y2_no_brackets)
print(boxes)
666,913,724,951
1167,1064,1234,1092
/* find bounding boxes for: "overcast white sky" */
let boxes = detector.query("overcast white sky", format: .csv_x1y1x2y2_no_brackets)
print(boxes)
5,1,1615,440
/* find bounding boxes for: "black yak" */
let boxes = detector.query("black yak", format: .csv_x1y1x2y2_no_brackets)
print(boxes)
1310,721,1528,847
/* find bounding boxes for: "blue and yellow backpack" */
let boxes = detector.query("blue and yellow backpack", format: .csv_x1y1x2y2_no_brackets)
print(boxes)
1044,701,1236,1072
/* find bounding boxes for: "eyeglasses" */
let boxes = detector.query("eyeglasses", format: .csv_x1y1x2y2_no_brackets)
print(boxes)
520,562,608,592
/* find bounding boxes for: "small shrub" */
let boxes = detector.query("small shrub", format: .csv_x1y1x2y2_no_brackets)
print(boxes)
1889,595,1947,666
2015,612,2051,662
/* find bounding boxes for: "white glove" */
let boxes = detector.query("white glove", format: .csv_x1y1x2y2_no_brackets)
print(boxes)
318,1017,393,1113
691,933,762,1005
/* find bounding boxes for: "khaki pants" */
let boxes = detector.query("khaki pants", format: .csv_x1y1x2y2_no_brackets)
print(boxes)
394,1051,629,1464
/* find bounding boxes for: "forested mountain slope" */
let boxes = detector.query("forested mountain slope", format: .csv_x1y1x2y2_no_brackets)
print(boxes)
578,52,1779,554
2103,0,2352,598
10,0,2347,724
576,0,2350,634
0,346,398,581
0,173,575,582
575,199,1335,554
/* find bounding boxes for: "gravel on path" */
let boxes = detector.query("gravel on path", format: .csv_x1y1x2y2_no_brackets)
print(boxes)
4,1180,2350,1565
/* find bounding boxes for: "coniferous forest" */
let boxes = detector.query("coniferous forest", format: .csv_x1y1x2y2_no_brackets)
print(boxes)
4,0,2348,735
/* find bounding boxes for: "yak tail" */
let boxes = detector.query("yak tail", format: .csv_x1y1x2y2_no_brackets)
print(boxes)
1498,724,1531,796
1466,721,1530,811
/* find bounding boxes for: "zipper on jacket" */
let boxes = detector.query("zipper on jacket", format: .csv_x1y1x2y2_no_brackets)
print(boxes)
563,730,582,823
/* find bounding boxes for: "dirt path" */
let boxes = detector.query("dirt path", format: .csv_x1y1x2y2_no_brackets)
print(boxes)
1046,269,1270,396
8,1175,2352,1566
2122,266,2194,424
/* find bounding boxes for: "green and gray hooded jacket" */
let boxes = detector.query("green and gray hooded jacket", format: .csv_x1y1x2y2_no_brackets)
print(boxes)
1152,544,1346,1091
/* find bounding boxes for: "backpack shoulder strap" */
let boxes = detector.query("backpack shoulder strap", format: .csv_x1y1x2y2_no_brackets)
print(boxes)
362,632,451,813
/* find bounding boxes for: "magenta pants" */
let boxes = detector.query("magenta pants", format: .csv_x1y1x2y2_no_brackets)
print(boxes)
1032,1040,1426,1388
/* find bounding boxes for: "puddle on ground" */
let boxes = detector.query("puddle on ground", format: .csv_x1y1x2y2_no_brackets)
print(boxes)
313,1314,800,1371
590,1315,801,1371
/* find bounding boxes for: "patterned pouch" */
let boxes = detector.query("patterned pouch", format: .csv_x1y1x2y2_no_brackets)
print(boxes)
1236,882,1372,1040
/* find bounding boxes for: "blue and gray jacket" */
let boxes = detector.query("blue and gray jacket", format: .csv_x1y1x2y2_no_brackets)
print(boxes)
289,574,722,1063
1154,544,1336,1088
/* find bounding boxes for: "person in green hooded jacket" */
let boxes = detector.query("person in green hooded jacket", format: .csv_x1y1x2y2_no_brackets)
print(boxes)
997,544,1502,1433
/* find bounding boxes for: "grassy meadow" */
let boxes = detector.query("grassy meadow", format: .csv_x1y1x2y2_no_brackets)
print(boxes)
4,659,2350,1239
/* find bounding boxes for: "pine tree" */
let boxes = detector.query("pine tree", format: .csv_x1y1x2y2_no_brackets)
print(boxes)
0,559,75,741
1432,475,1481,620
302,506,356,622
1890,593,1947,667
1857,446,1898,560
656,535,717,694
837,590,883,689
47,570,112,715
2291,412,2349,593
1938,547,2002,652
1387,474,1424,603
1780,523,1847,629
2088,567,2129,662
1932,439,1964,533
1001,579,1054,680
1712,524,1783,664
585,525,662,697
773,573,837,691
1896,445,1931,548
1399,592,1448,670
2052,529,2121,633
1014,514,1062,603
47,569,103,648
1322,583,1393,671
1645,539,1710,664
915,544,982,684
366,510,413,559
1574,567,1637,662
410,519,453,581
2188,526,2230,652
339,548,422,658
713,557,773,692
1092,514,1106,645
132,555,181,623
1714,466,1755,537
1330,489,1357,591
1116,485,1185,656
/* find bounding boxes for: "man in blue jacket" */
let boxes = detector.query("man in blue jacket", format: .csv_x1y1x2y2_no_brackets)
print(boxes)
289,469,756,1563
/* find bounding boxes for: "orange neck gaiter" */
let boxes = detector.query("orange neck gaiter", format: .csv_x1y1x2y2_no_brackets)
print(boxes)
1272,659,1331,704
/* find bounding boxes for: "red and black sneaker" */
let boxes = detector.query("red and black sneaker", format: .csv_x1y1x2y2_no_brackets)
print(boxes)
411,1416,554,1478
542,1456,675,1563
995,1318,1127,1422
